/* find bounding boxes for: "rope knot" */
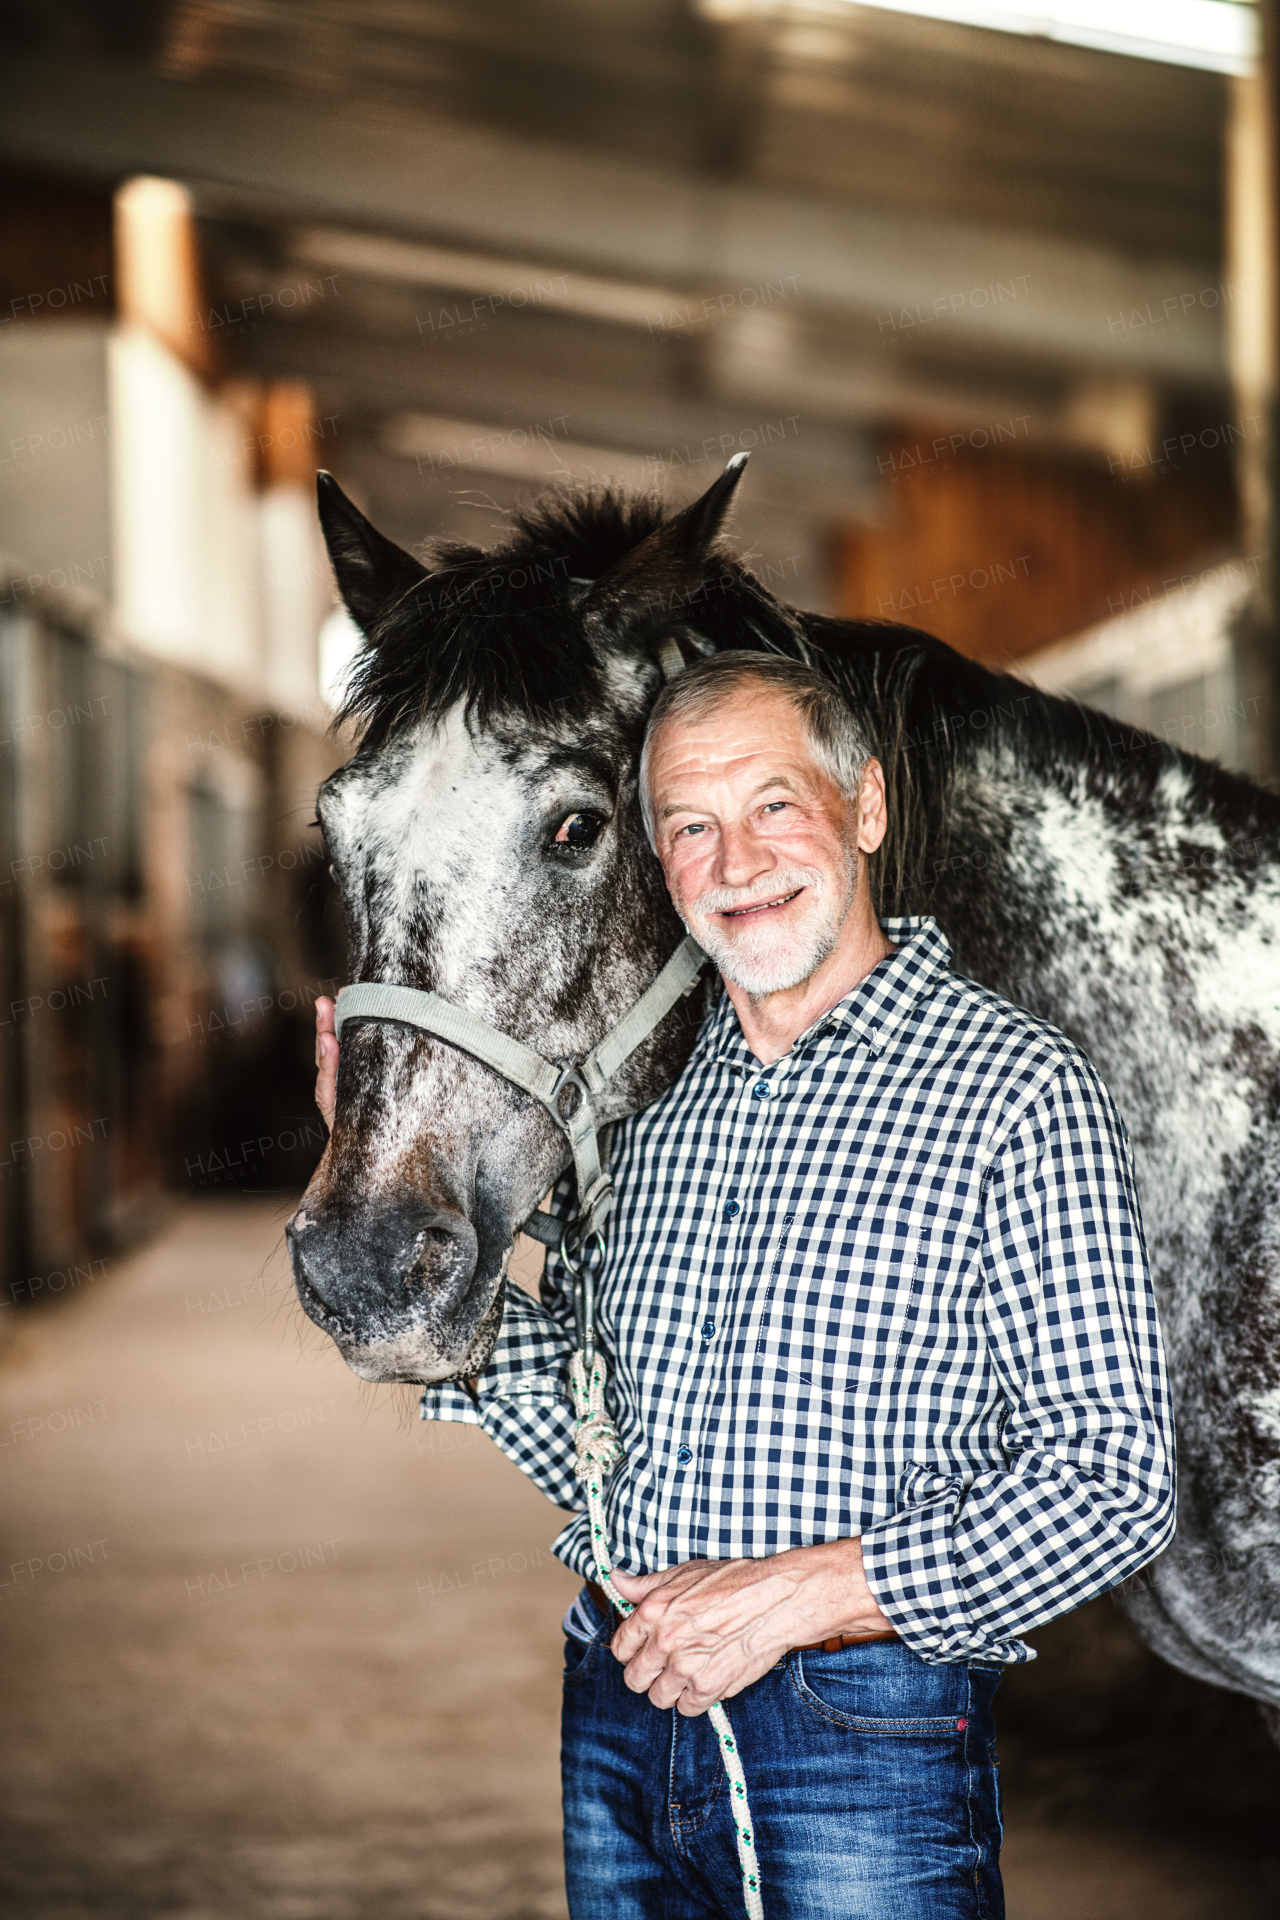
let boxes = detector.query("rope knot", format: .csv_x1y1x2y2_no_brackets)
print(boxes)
569,1349,628,1482
574,1411,625,1477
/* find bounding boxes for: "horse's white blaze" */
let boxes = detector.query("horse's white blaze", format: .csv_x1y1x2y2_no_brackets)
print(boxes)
323,704,584,1213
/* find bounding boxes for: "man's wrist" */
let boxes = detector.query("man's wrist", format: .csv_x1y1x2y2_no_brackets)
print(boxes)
798,1536,894,1639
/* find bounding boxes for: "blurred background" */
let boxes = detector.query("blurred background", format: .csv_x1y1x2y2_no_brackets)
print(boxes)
2,3,1279,1916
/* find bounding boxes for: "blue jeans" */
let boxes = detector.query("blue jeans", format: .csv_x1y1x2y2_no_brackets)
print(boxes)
561,1589,1004,1919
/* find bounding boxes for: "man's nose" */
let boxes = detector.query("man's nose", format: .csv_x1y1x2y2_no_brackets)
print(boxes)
715,818,773,890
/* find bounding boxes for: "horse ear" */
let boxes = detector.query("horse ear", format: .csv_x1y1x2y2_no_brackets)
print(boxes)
586,453,749,637
317,471,430,638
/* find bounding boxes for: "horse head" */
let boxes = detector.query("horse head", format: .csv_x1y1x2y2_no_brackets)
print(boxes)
287,458,803,1384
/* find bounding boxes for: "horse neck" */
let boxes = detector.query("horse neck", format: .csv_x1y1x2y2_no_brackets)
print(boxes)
877,685,1280,1059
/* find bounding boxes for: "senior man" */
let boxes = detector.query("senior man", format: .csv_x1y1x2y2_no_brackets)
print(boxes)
314,651,1175,1919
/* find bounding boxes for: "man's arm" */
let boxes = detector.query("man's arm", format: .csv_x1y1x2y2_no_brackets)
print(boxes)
611,1052,1176,1709
418,1191,588,1510
856,1052,1176,1662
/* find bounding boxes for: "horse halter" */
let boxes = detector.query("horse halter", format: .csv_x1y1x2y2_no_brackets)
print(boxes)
331,624,717,1357
333,929,706,1250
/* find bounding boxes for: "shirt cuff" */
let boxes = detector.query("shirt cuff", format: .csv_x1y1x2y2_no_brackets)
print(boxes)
859,1465,1031,1667
479,1365,570,1407
418,1383,482,1427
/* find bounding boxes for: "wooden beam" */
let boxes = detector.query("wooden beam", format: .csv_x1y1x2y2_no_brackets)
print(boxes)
1226,17,1280,782
0,48,1226,387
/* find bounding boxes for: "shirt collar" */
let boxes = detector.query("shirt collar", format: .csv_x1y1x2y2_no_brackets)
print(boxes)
697,914,953,1070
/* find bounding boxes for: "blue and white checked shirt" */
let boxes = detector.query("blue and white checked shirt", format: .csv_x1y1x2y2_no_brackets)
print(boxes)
422,916,1176,1665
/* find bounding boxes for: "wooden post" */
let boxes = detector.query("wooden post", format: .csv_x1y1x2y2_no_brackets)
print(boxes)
115,176,215,382
1227,13,1280,784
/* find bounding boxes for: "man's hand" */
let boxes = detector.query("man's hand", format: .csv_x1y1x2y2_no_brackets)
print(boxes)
315,996,338,1132
608,1539,894,1717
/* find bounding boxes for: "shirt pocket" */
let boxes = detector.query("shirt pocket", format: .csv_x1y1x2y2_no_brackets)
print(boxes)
763,1206,929,1406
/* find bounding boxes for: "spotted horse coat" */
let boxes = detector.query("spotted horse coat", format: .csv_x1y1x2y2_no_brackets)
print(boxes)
289,458,1280,1730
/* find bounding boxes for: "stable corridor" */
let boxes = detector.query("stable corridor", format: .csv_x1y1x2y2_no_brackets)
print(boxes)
0,1200,1273,1918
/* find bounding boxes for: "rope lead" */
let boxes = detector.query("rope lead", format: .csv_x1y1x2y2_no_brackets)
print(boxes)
569,1348,765,1919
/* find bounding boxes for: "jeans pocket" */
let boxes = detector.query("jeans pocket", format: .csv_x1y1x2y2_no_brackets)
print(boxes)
563,1631,600,1681
563,1586,610,1682
792,1642,967,1734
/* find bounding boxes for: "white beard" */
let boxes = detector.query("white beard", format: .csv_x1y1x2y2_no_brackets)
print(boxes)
678,855,857,996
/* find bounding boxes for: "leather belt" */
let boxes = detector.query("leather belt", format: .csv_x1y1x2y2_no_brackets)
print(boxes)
586,1581,899,1652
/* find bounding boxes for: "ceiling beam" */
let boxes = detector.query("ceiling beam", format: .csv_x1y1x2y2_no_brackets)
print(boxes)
0,50,1227,387
233,319,881,514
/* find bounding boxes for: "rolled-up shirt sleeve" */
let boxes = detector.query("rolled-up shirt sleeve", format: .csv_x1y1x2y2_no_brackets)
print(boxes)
860,1056,1177,1664
418,1186,584,1513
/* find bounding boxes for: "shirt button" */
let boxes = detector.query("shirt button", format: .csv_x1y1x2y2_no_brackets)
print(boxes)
700,1320,716,1338
723,1199,740,1219
676,1445,693,1466
753,1080,772,1099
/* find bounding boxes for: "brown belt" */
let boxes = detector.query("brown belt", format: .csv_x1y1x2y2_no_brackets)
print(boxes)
586,1581,899,1652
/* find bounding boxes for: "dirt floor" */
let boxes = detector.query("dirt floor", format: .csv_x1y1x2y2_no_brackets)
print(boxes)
1,1198,1277,1919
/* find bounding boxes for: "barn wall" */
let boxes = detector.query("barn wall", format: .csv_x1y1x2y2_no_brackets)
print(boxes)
835,430,1241,665
0,584,348,1300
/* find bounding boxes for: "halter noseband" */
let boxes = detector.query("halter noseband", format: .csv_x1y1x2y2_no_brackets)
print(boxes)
333,933,707,1263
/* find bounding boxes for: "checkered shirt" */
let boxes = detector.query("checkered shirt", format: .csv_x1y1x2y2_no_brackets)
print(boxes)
421,915,1176,1666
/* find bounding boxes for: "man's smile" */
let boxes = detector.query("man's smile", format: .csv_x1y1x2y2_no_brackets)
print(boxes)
718,887,805,919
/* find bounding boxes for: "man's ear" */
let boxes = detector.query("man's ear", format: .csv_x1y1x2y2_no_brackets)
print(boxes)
856,758,888,855
585,454,749,644
317,471,431,638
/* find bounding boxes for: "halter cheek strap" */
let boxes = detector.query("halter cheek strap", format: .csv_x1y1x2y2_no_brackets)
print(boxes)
333,934,707,1246
334,617,713,1250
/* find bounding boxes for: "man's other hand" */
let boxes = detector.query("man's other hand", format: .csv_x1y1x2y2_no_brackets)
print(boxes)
315,996,338,1132
608,1539,895,1717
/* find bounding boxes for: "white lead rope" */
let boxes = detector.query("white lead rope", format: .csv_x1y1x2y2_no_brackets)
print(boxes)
569,1347,765,1919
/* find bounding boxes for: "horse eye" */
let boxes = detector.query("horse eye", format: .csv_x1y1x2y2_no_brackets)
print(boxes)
554,811,604,851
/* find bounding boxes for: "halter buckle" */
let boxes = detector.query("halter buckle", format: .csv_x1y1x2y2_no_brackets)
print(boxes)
549,1061,592,1126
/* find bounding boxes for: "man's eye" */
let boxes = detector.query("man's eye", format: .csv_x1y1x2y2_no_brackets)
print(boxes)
554,811,605,850
764,802,788,813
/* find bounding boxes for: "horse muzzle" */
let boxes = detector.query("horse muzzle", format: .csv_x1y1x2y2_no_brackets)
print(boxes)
286,1199,493,1382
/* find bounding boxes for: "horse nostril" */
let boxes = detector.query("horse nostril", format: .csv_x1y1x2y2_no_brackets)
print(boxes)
288,1240,351,1336
400,1217,476,1310
287,1204,479,1333
404,1227,450,1287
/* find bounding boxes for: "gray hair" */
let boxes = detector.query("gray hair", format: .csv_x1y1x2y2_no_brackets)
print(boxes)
638,650,875,845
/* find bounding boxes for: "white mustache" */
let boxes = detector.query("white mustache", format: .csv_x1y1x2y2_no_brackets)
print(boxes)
693,867,824,918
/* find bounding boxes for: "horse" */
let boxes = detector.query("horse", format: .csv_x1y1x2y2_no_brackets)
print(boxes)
287,459,1280,1730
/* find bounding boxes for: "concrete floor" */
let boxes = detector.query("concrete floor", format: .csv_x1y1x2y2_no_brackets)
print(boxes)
0,1199,1275,1919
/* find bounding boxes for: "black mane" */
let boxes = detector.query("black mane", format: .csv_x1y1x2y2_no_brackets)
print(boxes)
339,485,804,750
806,612,1280,915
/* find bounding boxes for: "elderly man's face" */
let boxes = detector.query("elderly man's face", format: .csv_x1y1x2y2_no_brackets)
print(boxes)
647,688,880,996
